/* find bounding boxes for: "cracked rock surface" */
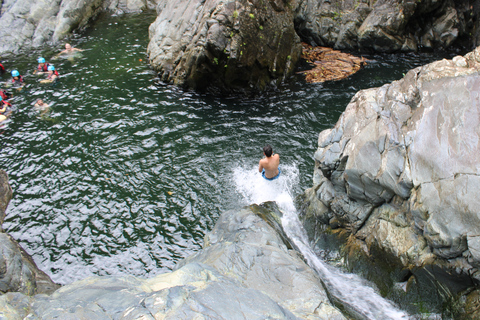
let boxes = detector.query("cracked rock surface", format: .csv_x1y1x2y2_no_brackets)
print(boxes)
301,46,480,285
0,0,156,55
0,204,345,319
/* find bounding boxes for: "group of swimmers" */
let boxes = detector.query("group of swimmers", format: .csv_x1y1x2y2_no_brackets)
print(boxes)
0,43,84,121
0,43,281,180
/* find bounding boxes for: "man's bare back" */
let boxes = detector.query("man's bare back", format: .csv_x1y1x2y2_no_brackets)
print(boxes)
259,145,280,179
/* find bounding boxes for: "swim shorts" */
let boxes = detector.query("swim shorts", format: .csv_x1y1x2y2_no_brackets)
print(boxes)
262,168,281,181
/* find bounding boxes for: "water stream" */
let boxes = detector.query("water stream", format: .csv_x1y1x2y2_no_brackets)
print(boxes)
0,11,464,318
235,166,410,319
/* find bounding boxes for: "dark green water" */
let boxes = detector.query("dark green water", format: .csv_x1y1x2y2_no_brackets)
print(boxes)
0,12,461,286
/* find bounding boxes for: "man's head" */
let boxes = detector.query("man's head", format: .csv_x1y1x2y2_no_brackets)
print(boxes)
263,145,273,157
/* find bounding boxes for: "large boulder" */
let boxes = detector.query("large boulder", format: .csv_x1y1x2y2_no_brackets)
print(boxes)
0,0,157,55
0,204,346,319
147,0,302,93
295,0,478,52
300,46,480,300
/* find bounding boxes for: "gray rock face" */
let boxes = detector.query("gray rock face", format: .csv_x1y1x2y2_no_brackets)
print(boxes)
0,170,12,227
0,171,59,296
146,0,480,92
0,204,346,319
301,46,480,292
295,0,477,52
0,0,157,55
147,0,302,93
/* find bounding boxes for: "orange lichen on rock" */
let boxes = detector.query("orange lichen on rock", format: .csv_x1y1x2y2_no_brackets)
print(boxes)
299,43,367,83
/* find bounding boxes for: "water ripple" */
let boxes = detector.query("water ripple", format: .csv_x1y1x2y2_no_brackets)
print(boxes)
0,12,461,292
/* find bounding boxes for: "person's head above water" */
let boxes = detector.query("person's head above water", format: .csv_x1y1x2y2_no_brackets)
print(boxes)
65,43,72,50
263,145,273,157
11,70,19,77
37,57,45,64
47,65,55,71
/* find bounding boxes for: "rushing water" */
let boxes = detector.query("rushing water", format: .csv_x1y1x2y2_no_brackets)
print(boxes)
235,169,409,319
0,10,464,317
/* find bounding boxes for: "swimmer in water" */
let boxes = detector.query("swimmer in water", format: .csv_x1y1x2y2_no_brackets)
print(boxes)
10,69,25,90
0,89,10,101
34,99,50,115
34,57,50,74
39,65,58,84
58,43,84,55
259,144,280,180
0,96,12,122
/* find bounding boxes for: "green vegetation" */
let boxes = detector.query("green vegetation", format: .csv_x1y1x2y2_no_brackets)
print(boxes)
233,10,239,19
249,13,254,19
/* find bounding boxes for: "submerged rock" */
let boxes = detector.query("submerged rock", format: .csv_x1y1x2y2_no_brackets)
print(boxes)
300,46,480,313
298,43,367,83
0,203,345,319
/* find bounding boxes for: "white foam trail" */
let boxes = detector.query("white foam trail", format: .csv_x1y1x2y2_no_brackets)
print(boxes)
233,165,409,320
233,164,299,210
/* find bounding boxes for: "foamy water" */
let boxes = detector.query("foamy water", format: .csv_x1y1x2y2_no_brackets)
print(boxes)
233,164,299,210
234,164,409,320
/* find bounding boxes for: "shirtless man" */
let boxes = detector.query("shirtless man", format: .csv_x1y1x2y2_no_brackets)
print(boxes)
34,99,50,115
58,43,84,55
258,145,280,180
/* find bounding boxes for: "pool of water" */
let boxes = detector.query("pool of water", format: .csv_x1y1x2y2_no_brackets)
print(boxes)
0,11,462,291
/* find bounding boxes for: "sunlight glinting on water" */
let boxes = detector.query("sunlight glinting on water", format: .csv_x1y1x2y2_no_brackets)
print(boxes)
0,11,459,315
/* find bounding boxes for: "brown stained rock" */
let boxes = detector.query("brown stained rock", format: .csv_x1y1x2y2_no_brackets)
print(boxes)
299,43,367,83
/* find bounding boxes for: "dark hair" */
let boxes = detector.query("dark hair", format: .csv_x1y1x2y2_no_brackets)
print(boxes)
263,145,273,157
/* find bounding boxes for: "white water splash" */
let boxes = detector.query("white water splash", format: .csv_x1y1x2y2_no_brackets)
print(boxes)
233,163,299,211
233,165,410,320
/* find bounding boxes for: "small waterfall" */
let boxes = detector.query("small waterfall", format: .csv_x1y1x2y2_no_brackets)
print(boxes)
234,165,409,320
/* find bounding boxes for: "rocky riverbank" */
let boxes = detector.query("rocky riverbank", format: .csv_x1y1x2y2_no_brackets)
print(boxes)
299,45,480,318
0,182,345,319
0,1,478,93
147,0,480,93
0,0,156,55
